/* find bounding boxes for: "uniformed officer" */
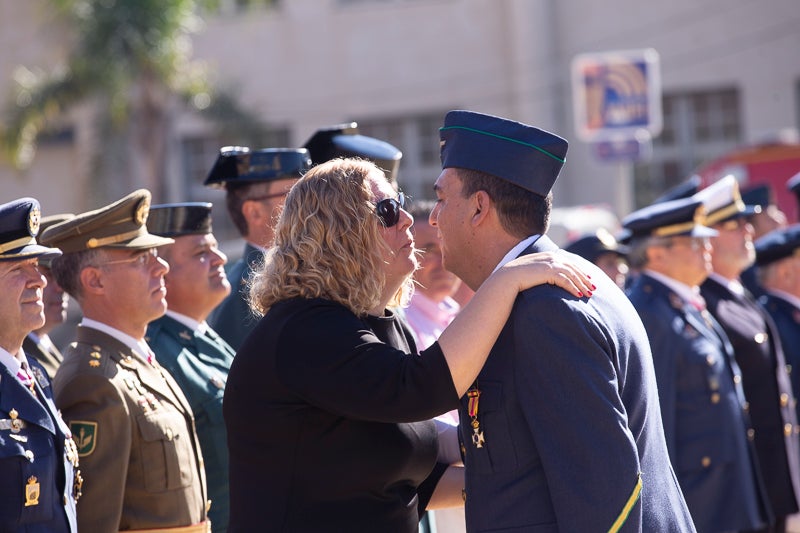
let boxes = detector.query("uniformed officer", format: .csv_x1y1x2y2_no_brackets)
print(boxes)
430,110,695,532
564,227,629,289
692,177,800,531
204,147,311,350
40,190,210,533
22,213,74,379
145,202,235,533
623,195,770,532
787,170,800,214
0,198,79,533
755,224,800,427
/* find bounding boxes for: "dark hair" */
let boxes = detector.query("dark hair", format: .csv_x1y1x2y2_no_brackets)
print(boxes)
457,168,551,238
224,182,271,237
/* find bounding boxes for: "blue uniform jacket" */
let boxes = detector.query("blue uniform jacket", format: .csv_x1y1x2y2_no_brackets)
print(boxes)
147,315,235,533
700,277,800,520
460,236,695,533
759,293,800,443
0,357,78,533
208,243,263,351
628,273,769,532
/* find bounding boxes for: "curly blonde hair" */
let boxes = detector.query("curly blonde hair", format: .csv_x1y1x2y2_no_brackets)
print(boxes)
249,158,411,317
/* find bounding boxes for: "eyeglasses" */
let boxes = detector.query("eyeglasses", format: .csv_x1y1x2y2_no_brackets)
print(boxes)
96,249,159,269
375,192,405,228
248,191,290,203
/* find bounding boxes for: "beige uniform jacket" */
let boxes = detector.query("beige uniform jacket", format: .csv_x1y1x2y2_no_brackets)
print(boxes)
53,325,208,532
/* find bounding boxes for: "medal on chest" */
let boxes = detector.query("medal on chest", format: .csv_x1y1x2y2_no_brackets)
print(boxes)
467,385,485,448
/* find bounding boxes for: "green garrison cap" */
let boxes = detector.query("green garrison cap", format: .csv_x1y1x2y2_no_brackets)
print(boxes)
40,190,174,253
0,198,62,261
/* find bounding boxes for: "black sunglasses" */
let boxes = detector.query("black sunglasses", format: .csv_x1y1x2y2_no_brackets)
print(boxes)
375,192,405,228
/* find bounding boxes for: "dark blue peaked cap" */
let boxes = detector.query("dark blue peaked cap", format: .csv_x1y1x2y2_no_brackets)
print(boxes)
204,146,312,189
0,198,62,261
439,110,568,197
653,175,701,204
303,123,403,181
755,224,800,266
741,184,772,209
622,197,718,240
147,203,213,237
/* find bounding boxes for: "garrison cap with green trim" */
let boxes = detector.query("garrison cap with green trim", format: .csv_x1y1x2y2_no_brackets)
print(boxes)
39,189,174,253
439,110,568,197
622,197,718,240
754,223,800,267
0,198,62,261
692,175,757,226
146,202,213,237
203,146,312,189
303,123,403,182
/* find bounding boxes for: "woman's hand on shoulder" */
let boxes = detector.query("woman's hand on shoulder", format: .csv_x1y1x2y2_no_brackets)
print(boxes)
501,251,595,298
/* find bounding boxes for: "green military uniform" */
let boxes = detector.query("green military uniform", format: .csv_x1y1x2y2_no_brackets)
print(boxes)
54,326,208,532
41,190,210,533
147,313,234,533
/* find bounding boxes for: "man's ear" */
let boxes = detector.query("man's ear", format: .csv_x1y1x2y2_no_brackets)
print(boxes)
470,190,493,227
241,199,265,226
80,266,105,295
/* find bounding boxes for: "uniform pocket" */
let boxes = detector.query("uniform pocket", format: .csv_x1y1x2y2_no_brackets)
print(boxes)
463,381,518,474
136,410,195,492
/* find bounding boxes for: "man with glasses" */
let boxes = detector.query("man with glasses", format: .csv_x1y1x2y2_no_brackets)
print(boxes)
624,196,771,532
40,190,210,533
204,147,312,350
695,176,800,532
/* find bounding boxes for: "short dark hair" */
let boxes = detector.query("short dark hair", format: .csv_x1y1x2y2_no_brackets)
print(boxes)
457,168,551,238
224,182,271,237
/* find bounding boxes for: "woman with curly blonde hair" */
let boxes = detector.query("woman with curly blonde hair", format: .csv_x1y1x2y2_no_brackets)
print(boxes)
224,158,592,532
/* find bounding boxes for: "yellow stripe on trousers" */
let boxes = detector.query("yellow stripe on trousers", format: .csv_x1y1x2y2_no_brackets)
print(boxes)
608,473,642,533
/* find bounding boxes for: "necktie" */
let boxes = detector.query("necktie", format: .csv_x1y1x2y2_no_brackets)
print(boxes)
17,362,36,395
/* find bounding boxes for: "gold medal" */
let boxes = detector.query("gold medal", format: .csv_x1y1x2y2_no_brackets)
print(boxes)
24,476,40,507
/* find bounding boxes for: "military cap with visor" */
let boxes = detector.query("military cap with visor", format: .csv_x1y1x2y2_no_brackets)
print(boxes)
0,198,62,261
147,202,214,238
303,123,403,182
565,228,630,263
653,175,701,204
692,175,757,226
622,197,718,240
39,189,174,253
754,224,800,267
439,110,568,197
203,146,312,189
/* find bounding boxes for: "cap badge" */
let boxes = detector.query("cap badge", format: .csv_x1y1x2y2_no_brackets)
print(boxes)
28,206,41,236
134,198,150,226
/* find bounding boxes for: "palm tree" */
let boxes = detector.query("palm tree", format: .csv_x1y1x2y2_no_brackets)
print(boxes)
0,0,269,204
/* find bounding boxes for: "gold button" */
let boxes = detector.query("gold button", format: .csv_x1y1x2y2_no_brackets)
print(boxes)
733,375,741,384
747,428,755,440
165,428,173,441
781,393,789,407
753,332,767,344
788,364,793,375
711,393,720,404
706,354,715,366
786,424,793,437
701,456,711,468
743,401,750,413
64,495,68,505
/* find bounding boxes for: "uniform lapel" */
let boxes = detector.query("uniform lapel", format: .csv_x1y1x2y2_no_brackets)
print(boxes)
0,364,55,434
